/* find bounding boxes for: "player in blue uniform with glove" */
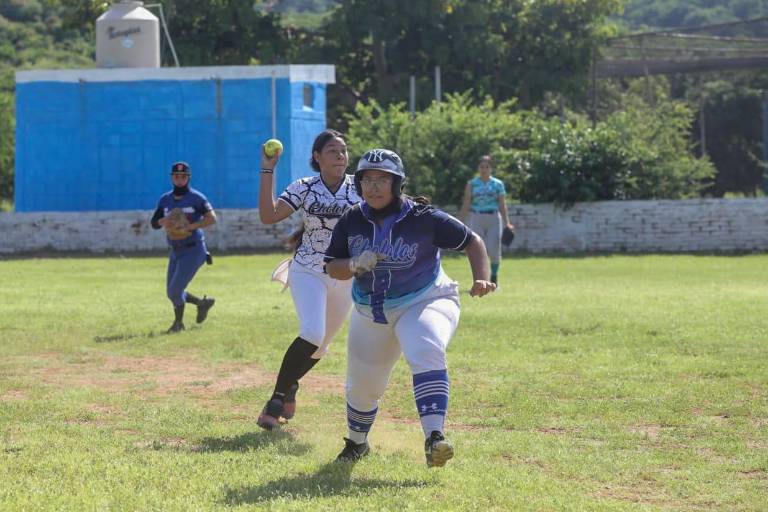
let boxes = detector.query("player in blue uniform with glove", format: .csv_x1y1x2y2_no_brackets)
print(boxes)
150,162,217,333
325,149,495,467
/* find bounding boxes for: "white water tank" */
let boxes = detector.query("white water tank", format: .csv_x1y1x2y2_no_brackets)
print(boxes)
96,1,160,68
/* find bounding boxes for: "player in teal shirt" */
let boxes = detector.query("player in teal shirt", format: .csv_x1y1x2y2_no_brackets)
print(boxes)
459,155,514,286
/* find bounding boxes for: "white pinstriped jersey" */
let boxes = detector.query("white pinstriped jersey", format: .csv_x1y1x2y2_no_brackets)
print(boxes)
279,174,361,273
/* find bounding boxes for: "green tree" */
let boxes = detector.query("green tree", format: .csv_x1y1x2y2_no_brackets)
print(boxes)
321,0,619,115
0,92,14,201
162,0,290,65
692,78,766,196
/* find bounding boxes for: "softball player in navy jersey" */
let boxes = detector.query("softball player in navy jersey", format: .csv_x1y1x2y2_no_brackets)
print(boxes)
325,149,495,467
256,130,361,430
150,162,216,333
459,155,514,286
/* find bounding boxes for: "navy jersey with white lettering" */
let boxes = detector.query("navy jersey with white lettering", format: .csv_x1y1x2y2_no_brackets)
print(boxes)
279,174,361,273
154,188,212,244
325,199,473,323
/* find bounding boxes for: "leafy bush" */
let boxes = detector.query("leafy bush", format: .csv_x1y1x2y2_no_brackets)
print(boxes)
346,92,525,205
516,102,715,206
346,94,714,206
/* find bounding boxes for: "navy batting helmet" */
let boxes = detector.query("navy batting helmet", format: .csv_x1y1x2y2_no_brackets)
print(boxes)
354,149,405,197
170,161,191,175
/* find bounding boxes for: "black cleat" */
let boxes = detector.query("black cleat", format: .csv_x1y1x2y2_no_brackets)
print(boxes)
196,296,215,324
336,437,370,462
257,398,285,431
425,431,454,468
167,321,185,334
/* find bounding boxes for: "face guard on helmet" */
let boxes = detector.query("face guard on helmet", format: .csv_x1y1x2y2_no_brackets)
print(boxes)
354,149,406,197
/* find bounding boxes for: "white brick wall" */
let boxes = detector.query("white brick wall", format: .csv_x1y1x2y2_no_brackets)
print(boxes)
0,209,299,254
1,198,766,254
506,198,768,253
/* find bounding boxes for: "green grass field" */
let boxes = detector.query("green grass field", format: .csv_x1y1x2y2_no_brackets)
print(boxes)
1,253,766,511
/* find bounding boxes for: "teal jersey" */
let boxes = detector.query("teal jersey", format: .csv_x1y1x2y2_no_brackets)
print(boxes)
470,177,505,213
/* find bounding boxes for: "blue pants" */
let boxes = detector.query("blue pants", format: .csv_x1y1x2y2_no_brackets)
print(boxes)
166,243,207,307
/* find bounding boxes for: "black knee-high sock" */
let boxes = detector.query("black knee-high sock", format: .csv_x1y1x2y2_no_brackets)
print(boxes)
271,337,320,400
185,293,201,306
174,304,185,323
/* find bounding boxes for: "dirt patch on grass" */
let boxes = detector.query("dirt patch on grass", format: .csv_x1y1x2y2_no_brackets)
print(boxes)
15,352,347,414
739,469,767,480
629,424,664,440
0,390,28,401
26,353,276,398
594,484,676,507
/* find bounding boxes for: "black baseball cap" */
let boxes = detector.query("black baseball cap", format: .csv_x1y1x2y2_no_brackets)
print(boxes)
170,161,191,175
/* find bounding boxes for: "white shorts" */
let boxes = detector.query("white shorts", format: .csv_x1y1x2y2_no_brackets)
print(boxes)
288,261,353,359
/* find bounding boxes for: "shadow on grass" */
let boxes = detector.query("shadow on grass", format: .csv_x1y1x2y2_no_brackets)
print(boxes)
94,331,156,343
94,326,201,343
222,460,429,505
196,431,311,456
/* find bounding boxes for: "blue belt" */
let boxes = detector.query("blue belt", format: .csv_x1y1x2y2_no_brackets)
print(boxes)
471,210,497,214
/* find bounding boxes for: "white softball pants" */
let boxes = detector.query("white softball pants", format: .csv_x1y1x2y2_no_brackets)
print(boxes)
345,277,461,413
288,261,353,359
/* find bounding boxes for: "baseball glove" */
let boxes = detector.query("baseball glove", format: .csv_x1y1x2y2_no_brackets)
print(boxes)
165,208,191,240
502,226,515,247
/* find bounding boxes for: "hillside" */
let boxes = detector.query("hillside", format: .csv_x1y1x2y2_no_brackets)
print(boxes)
618,0,768,30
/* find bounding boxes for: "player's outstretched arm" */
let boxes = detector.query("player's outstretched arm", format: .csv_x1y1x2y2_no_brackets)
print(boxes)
465,234,496,297
258,145,294,224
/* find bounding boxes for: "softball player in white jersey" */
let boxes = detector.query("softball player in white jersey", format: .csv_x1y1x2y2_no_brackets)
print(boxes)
257,129,361,430
325,149,495,467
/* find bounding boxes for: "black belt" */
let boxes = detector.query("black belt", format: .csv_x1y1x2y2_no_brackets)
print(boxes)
471,210,497,215
170,240,197,249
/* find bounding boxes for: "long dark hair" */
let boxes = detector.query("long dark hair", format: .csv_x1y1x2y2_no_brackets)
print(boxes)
405,194,431,206
309,129,346,172
478,154,493,165
284,227,304,252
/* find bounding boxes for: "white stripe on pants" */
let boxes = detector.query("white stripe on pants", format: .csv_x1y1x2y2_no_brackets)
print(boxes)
288,261,353,359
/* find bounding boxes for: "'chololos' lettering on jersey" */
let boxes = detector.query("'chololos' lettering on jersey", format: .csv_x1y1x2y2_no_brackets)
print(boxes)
307,202,349,218
348,235,419,270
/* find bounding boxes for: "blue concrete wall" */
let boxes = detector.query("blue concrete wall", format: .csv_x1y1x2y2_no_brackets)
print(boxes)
15,76,327,211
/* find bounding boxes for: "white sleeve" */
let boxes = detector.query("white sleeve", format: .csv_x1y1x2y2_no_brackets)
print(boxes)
278,179,305,211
